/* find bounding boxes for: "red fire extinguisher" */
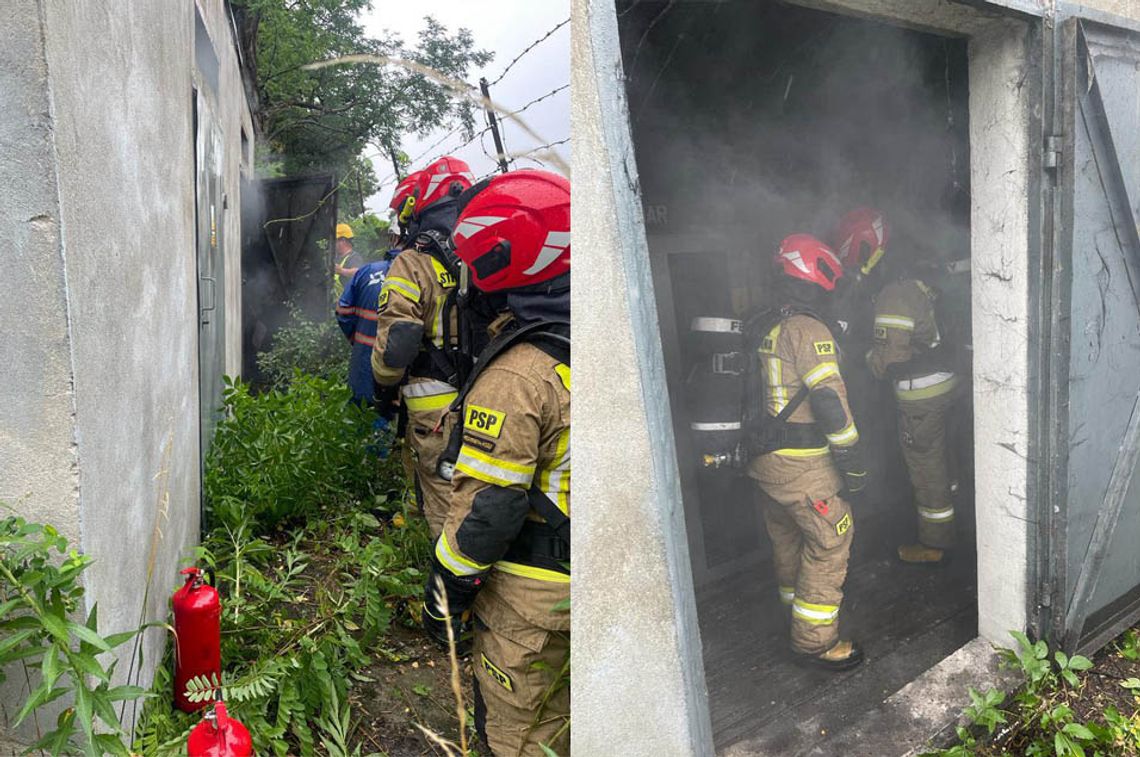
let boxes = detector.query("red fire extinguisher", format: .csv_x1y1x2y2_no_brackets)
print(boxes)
173,566,221,713
187,701,252,757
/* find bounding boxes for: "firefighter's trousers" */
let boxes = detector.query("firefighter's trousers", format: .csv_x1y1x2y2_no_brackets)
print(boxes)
758,470,854,655
406,406,453,539
896,385,958,549
472,600,570,757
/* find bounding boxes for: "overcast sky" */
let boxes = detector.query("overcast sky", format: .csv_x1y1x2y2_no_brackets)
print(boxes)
359,1,570,216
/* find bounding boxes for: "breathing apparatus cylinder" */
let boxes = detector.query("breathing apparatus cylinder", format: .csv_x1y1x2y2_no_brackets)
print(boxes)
686,316,747,469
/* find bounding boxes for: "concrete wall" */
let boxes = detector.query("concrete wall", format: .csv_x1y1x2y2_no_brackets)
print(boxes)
0,0,250,740
967,19,1035,644
573,0,715,754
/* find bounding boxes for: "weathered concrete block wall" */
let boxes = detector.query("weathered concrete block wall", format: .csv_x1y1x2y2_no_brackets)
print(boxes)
573,0,715,754
1,0,251,740
968,20,1034,644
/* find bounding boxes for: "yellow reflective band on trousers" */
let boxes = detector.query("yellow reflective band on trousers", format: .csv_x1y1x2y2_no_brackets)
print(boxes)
803,361,839,388
875,314,915,331
435,531,490,577
827,422,859,446
918,506,955,523
404,391,458,412
383,276,421,303
778,586,795,606
455,447,536,488
403,380,457,412
896,374,959,402
792,598,839,625
494,561,570,584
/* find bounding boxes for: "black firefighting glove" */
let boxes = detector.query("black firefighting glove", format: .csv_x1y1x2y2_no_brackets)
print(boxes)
422,554,483,656
831,444,871,503
373,381,401,422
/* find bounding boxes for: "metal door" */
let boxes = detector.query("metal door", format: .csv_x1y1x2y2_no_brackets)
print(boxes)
195,89,227,459
1047,17,1140,652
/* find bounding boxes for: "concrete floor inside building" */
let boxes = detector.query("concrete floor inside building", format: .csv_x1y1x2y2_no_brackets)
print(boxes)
700,480,978,754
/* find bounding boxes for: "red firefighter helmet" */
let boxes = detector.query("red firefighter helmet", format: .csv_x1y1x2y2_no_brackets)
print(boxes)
834,207,889,276
774,233,844,292
451,169,570,292
389,171,423,224
415,156,475,213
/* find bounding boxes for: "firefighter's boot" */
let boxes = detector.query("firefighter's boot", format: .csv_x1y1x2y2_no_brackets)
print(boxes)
795,639,864,671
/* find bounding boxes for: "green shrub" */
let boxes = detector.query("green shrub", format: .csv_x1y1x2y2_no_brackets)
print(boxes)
205,374,388,530
133,506,431,756
255,309,349,390
0,515,147,756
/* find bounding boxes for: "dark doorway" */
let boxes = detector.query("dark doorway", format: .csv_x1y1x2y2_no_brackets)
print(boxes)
618,1,977,751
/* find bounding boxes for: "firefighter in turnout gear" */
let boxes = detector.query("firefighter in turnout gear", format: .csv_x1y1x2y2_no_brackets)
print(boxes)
749,233,868,671
422,170,570,756
867,261,960,564
371,157,473,538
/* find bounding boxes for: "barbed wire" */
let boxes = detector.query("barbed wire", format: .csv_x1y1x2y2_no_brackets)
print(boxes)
266,24,572,227
488,17,570,87
370,80,568,194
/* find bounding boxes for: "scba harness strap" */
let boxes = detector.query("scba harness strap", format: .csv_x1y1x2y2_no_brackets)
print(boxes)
439,320,572,552
743,305,837,455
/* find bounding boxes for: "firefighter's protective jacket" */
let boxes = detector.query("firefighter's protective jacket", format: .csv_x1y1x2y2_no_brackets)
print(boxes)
748,313,860,487
868,279,958,401
337,259,392,402
370,247,459,413
434,339,570,630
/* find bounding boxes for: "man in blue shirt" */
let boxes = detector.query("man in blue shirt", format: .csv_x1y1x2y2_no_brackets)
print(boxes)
336,245,403,404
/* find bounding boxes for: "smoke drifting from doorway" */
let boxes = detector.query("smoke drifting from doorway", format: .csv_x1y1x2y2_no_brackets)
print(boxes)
620,0,972,267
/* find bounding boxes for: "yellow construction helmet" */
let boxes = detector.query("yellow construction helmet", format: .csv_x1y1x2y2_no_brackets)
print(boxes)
336,223,354,239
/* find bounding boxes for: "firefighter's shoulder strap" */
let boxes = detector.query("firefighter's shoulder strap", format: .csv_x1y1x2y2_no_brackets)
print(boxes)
420,248,462,385
453,320,571,549
744,305,836,426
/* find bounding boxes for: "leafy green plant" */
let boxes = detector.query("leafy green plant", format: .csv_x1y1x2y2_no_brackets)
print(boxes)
0,515,148,756
1053,650,1093,688
963,687,1006,735
205,374,389,530
1116,629,1140,662
255,308,350,389
135,478,430,756
924,630,1128,757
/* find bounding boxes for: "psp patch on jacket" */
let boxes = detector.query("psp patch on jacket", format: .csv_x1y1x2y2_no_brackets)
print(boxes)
814,340,836,356
464,404,506,439
481,653,513,692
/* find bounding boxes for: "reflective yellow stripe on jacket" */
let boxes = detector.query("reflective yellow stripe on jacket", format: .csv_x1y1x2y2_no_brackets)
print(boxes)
455,447,536,488
536,428,570,516
383,276,421,304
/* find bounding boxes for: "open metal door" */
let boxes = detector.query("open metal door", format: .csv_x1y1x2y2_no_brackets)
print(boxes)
1048,17,1140,653
194,89,227,461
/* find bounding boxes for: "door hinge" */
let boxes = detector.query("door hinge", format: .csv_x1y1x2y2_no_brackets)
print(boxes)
1044,135,1063,169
